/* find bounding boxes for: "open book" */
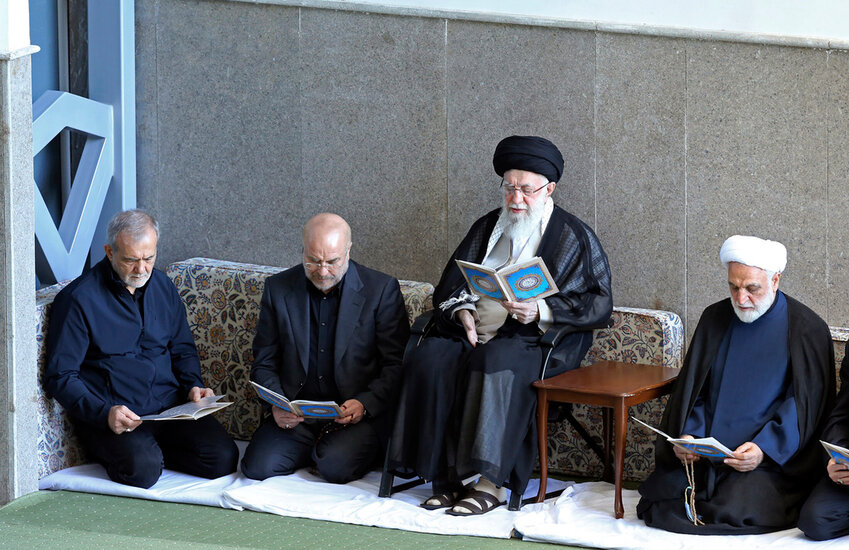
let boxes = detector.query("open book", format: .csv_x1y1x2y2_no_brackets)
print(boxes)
456,256,558,302
250,381,343,419
140,395,232,421
632,416,735,459
821,440,849,466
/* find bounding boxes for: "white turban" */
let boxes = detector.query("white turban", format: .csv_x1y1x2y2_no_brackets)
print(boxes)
720,235,787,273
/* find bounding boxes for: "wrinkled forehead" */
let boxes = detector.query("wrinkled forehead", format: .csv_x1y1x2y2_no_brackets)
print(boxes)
727,261,770,286
502,168,549,186
114,227,158,255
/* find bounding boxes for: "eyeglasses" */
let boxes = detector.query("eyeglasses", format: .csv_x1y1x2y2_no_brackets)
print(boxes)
500,180,550,197
304,248,349,271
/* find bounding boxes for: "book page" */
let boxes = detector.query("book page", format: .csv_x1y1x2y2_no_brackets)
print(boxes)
250,381,295,414
669,437,735,458
295,400,343,418
499,257,559,302
821,440,849,466
455,260,509,301
140,395,231,421
631,415,735,458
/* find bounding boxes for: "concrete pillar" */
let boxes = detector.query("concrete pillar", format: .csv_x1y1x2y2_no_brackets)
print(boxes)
0,0,39,504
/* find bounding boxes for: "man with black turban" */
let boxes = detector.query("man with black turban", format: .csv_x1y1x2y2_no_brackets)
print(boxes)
388,135,613,515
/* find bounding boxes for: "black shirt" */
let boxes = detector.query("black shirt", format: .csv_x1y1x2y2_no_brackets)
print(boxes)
301,274,344,401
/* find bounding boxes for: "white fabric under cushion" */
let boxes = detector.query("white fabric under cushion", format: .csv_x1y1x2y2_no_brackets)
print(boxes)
223,471,569,538
514,481,848,549
38,463,255,510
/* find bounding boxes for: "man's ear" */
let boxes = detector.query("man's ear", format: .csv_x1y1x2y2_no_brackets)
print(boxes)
772,272,782,289
104,244,113,262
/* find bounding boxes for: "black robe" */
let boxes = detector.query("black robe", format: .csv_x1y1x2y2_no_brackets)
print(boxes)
797,341,849,541
389,205,612,495
638,294,835,535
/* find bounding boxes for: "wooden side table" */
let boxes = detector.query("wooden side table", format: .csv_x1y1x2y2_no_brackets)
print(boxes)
533,360,679,518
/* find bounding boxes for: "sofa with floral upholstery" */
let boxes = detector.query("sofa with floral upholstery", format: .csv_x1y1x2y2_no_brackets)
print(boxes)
40,257,845,485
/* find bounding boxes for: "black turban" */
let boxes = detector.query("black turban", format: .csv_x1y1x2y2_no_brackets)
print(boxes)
492,135,564,183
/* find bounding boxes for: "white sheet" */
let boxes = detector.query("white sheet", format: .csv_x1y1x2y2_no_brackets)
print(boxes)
38,463,256,510
37,454,568,539
43,458,847,548
223,470,569,539
514,481,849,549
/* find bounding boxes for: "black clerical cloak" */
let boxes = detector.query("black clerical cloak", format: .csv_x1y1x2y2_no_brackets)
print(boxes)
433,205,613,376
389,204,612,497
638,294,835,535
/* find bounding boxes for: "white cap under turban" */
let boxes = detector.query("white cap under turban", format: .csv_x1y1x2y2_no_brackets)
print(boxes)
719,235,787,273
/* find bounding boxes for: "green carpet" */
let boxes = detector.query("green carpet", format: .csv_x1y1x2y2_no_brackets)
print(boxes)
0,490,587,549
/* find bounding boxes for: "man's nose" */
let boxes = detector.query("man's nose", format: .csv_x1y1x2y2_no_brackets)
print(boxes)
508,187,524,199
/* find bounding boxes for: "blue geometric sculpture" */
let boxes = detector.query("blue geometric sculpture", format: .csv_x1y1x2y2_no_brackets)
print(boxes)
32,0,135,285
33,91,114,283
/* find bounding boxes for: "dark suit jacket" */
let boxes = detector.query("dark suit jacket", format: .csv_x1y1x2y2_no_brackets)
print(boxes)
250,260,410,423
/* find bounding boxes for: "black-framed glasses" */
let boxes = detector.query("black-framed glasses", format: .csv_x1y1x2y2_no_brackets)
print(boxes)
500,179,549,197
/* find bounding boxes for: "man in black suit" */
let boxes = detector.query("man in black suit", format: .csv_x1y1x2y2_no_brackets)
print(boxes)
241,213,409,483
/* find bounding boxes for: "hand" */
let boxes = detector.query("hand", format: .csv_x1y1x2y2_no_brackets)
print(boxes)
724,441,764,472
501,300,539,325
272,405,303,429
187,386,215,402
456,309,478,347
673,435,700,463
336,399,366,425
108,405,141,435
827,458,849,485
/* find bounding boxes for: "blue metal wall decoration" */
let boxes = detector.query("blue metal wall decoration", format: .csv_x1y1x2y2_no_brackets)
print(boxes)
32,0,135,285
33,91,114,282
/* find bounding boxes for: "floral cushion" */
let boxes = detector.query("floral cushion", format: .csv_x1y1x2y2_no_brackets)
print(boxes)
36,279,86,479
165,258,435,442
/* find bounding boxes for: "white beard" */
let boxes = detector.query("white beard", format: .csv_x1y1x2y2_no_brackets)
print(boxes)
502,199,545,243
731,289,776,323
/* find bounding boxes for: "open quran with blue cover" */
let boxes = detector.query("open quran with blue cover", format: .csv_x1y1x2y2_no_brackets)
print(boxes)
821,440,849,465
250,381,343,418
632,416,735,459
456,256,559,302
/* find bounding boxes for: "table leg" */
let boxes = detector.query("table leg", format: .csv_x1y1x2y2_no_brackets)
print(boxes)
612,400,627,519
535,390,549,503
601,407,613,482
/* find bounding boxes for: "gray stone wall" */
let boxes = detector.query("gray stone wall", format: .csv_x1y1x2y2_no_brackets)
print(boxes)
136,0,849,337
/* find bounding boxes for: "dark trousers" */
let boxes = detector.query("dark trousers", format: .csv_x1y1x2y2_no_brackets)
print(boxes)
798,475,849,541
241,416,380,484
76,415,239,489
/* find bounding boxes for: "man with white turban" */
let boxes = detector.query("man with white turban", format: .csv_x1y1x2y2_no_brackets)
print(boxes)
637,235,835,534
